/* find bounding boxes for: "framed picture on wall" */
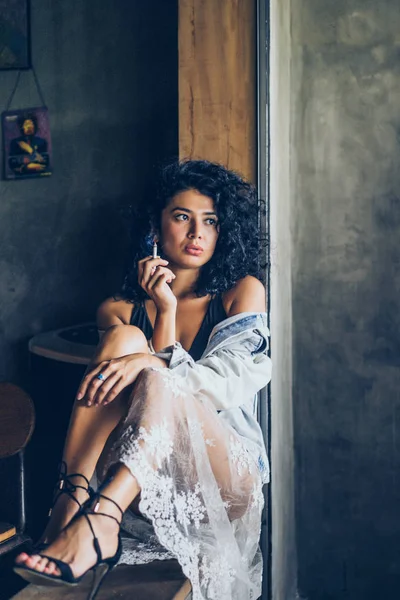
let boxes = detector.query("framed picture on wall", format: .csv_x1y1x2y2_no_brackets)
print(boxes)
2,106,52,179
0,0,31,70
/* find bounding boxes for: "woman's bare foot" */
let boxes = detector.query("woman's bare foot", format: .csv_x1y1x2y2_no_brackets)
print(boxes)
15,496,120,579
16,474,91,564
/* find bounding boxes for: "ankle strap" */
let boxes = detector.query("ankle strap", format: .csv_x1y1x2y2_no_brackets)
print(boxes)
53,462,94,509
79,492,123,563
57,461,92,490
48,463,93,518
91,492,123,523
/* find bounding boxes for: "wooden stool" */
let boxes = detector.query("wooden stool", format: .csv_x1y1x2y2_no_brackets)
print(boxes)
0,383,35,557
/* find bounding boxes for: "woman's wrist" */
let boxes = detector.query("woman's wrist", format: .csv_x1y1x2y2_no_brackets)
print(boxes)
155,304,177,318
153,308,176,351
126,352,167,370
148,354,168,369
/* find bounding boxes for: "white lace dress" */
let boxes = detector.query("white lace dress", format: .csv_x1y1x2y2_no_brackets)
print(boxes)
103,313,272,600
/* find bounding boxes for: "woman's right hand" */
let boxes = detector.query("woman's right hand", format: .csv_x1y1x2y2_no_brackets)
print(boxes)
138,256,177,312
76,353,167,406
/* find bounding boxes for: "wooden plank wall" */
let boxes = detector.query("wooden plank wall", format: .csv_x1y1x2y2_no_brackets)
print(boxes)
179,0,257,182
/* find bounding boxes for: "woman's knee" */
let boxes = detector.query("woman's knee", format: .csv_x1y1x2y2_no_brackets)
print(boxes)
97,325,149,359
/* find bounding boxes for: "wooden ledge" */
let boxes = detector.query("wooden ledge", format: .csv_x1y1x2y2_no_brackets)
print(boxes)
11,561,187,599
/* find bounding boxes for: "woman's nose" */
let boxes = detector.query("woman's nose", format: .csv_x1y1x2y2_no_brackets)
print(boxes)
188,222,203,239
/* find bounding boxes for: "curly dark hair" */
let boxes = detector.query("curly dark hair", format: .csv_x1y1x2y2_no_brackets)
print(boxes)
120,159,266,302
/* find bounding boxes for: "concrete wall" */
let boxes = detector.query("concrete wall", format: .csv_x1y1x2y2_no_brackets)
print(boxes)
289,0,400,598
0,0,178,384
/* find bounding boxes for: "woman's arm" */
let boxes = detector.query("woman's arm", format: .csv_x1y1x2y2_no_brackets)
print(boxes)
76,297,167,405
163,321,271,411
152,308,176,352
137,256,177,352
158,277,271,412
151,274,266,351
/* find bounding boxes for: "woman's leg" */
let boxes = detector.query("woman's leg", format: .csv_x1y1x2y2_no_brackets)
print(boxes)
17,367,260,594
18,403,255,579
64,326,149,475
30,325,149,547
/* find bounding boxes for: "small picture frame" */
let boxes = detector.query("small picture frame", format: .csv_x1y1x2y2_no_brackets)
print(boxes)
0,0,31,70
2,106,52,180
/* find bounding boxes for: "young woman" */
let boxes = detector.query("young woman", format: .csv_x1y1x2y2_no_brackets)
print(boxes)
14,159,272,600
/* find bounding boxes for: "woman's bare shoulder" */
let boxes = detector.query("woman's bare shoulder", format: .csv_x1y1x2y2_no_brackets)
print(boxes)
222,276,266,316
96,296,134,328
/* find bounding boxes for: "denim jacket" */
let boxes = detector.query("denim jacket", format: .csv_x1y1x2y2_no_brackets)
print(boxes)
155,312,272,484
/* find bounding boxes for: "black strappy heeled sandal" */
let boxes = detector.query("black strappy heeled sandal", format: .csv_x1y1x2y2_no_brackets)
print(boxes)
14,492,123,600
33,461,94,552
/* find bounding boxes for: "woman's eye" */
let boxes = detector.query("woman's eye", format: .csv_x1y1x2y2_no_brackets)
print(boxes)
175,214,189,221
205,218,218,226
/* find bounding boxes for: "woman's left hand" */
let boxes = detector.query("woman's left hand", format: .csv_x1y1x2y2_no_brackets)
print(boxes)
76,353,166,407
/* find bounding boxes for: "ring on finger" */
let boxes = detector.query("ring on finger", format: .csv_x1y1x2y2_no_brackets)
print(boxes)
97,373,106,382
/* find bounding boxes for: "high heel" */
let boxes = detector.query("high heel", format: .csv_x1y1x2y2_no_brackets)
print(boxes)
33,461,93,552
14,492,123,600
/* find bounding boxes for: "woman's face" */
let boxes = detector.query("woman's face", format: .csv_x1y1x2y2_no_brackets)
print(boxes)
159,189,219,268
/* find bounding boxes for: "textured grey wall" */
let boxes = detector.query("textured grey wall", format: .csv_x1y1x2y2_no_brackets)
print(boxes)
0,1,177,384
290,1,400,598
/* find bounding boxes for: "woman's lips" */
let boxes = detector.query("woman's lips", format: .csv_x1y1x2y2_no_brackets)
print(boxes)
185,244,204,256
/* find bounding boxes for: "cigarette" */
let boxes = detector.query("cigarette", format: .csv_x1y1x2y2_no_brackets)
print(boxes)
152,242,158,259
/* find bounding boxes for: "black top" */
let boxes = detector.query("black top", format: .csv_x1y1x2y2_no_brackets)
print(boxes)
130,295,227,361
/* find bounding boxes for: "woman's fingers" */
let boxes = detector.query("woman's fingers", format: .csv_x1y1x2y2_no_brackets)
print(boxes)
138,256,168,265
76,362,108,401
79,361,119,406
137,256,154,281
82,355,144,406
139,257,169,287
92,372,122,406
138,256,168,274
147,267,175,290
